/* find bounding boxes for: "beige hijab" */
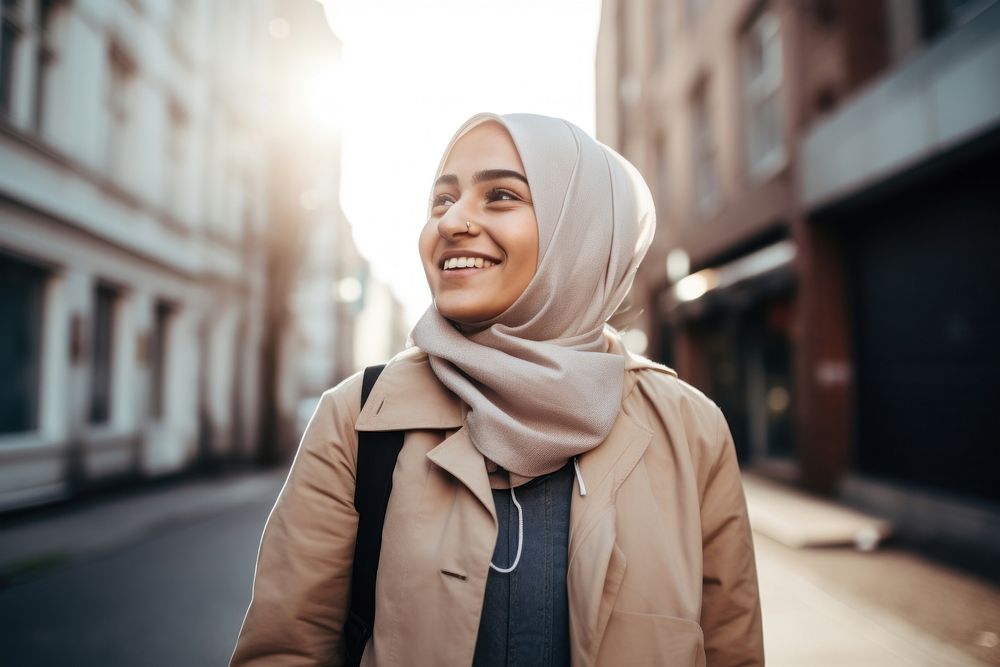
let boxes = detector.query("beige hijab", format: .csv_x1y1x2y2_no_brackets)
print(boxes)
410,112,658,479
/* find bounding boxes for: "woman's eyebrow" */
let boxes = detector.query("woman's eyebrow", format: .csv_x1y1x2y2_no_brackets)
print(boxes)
434,174,459,187
434,169,529,188
472,169,528,185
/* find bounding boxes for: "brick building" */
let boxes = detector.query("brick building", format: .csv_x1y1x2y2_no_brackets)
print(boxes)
598,0,1000,550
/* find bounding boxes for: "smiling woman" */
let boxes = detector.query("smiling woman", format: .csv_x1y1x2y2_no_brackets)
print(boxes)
231,112,764,667
419,121,539,325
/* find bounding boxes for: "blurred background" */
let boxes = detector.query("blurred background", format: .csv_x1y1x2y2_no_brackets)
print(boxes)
0,0,998,665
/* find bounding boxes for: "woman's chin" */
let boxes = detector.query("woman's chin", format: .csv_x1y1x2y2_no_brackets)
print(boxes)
434,299,501,326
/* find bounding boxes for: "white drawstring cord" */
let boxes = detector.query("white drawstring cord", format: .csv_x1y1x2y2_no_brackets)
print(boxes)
490,485,523,573
490,460,583,574
573,457,587,497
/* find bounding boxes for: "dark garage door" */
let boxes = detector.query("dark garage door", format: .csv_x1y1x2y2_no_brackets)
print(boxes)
846,151,1000,502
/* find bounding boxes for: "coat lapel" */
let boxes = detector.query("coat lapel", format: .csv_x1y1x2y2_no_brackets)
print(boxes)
426,426,497,523
567,407,654,666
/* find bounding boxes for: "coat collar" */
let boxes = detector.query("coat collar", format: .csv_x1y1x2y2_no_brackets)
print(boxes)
354,346,464,432
354,347,496,519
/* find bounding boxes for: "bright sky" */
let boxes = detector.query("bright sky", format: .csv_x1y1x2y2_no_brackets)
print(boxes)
317,0,603,328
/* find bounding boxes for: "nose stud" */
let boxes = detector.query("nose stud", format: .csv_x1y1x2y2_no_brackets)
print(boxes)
466,220,472,231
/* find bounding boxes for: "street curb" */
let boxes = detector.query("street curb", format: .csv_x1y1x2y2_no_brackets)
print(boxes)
743,473,892,550
0,470,286,588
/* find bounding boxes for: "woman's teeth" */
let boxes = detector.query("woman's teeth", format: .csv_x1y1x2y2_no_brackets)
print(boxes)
443,257,496,270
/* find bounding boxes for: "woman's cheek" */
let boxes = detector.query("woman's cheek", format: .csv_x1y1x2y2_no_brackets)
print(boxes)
418,221,437,274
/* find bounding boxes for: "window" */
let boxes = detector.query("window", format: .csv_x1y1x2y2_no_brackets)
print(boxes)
742,9,785,178
654,131,670,219
0,255,46,434
691,82,720,217
652,0,669,66
88,284,117,424
616,0,631,148
0,0,22,117
919,0,994,41
33,0,67,130
207,109,229,230
149,301,172,420
686,0,708,24
171,0,195,60
165,97,189,215
106,41,136,181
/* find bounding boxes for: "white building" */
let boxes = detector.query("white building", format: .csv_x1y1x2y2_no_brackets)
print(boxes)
0,0,270,509
352,271,410,371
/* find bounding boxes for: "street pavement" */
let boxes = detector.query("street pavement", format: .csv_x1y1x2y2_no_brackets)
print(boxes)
756,536,996,666
0,469,997,666
0,471,286,667
745,474,1000,666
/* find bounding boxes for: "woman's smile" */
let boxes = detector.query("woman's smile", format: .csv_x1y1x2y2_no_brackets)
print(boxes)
438,250,503,272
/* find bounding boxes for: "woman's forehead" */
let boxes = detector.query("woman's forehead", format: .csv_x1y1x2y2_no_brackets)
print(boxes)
440,120,523,174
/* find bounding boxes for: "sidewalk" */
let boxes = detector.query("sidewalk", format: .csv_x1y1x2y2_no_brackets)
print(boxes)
0,470,286,586
745,473,1000,666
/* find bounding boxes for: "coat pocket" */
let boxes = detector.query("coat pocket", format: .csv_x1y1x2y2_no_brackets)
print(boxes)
598,610,706,667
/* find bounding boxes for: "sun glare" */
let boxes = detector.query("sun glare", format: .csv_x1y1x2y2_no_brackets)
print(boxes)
297,64,345,133
317,0,602,326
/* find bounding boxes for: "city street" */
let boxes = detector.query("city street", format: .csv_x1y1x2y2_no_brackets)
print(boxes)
0,474,284,667
0,472,997,666
1,0,996,665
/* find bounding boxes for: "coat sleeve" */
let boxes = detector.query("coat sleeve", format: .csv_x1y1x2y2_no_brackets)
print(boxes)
230,372,364,667
699,404,765,666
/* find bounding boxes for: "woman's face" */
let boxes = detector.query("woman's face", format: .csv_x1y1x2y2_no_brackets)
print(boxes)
419,121,539,325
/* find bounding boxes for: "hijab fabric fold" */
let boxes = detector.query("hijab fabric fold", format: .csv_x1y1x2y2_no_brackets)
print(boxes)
410,112,657,479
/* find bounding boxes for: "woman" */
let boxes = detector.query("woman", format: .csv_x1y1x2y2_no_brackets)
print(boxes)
231,112,763,666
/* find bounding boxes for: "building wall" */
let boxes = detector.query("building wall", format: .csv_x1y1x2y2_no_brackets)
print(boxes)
597,0,1000,522
798,1,1000,511
598,0,816,469
0,0,269,509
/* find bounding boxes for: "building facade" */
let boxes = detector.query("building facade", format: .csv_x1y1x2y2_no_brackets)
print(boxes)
256,0,408,464
598,0,1000,549
0,0,272,509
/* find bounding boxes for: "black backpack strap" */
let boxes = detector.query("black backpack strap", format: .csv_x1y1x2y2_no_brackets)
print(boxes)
344,364,405,667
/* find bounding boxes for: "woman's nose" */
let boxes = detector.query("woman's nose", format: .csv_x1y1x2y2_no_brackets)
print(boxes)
438,201,480,239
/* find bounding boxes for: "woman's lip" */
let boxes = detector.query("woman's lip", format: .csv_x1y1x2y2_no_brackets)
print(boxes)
439,264,497,278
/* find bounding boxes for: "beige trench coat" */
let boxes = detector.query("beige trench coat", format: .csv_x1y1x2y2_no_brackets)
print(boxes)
231,336,764,666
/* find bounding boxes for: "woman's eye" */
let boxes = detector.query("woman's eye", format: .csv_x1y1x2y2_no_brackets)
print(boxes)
430,189,518,209
486,188,518,202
